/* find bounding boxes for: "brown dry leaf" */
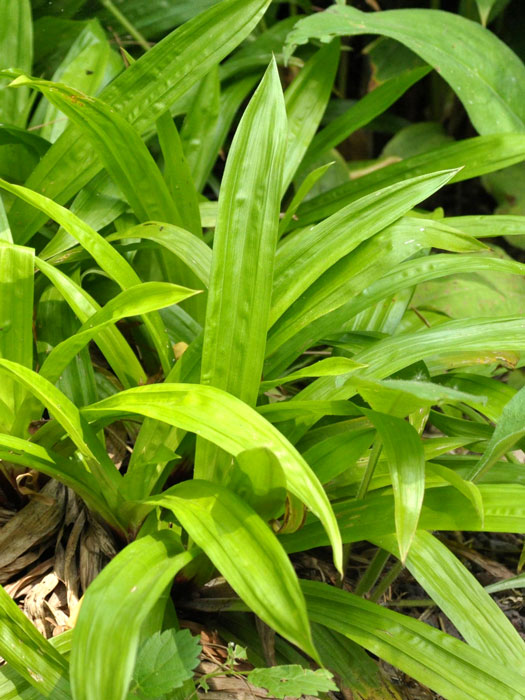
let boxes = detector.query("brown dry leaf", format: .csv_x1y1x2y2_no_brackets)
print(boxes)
79,513,117,591
442,538,515,580
104,423,130,470
4,558,54,599
24,571,60,636
0,480,65,584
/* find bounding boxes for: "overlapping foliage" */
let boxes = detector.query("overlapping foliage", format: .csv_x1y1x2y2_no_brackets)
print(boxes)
0,1,525,699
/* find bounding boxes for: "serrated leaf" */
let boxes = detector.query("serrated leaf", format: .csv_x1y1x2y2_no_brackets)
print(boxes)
248,665,337,699
132,629,200,698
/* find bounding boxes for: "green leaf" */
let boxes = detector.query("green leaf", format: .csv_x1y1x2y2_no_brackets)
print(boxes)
302,579,525,700
0,193,11,242
35,257,146,389
312,624,401,700
0,243,33,434
0,178,173,374
364,411,424,562
280,484,525,553
11,75,181,226
426,462,484,523
180,65,220,193
278,163,333,238
156,112,201,236
469,385,525,481
39,281,198,387
10,0,272,244
475,0,499,25
35,22,114,143
37,280,97,408
294,135,525,227
70,532,198,700
284,5,525,135
260,357,366,392
0,432,120,529
270,169,457,325
248,666,337,699
282,40,340,192
228,447,287,521
302,65,430,172
0,359,123,509
132,629,200,698
376,531,525,673
81,383,343,573
108,224,211,287
197,59,287,480
0,0,32,126
0,585,70,699
267,221,492,356
144,480,318,661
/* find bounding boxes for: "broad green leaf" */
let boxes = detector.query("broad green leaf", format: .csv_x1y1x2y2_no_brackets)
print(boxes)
425,463,484,522
247,666,337,698
302,66,430,172
36,24,113,143
284,6,525,135
10,0,272,244
39,282,198,387
364,411,424,562
353,377,485,417
40,173,127,262
0,179,173,374
180,65,220,192
81,383,342,572
376,532,525,672
297,317,525,410
411,241,525,319
0,193,11,242
271,169,457,325
36,279,97,408
304,429,374,485
197,60,287,480
302,580,525,700
260,357,366,392
0,243,33,434
228,448,287,522
70,532,197,700
280,484,525,552
434,372,515,422
278,163,333,238
131,629,200,698
156,113,201,236
312,625,402,700
11,76,180,225
198,72,261,194
108,224,211,287
443,214,525,239
294,135,525,227
282,40,340,193
144,480,318,660
0,585,70,699
0,360,123,508
268,221,492,355
0,432,119,529
35,257,146,389
0,0,32,126
469,385,525,481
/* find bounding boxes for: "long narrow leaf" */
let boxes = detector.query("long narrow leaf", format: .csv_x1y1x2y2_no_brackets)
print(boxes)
144,480,318,660
81,383,343,572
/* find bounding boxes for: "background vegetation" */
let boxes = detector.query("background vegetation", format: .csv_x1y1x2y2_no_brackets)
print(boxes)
0,1,525,698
